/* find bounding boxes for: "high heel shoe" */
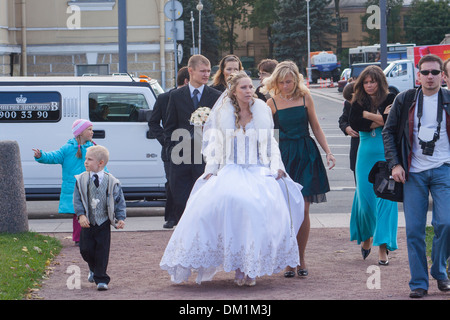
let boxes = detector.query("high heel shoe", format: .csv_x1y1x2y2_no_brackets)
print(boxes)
361,246,371,260
378,248,389,266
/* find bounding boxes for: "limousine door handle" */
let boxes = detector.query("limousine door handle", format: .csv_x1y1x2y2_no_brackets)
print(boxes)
93,130,105,139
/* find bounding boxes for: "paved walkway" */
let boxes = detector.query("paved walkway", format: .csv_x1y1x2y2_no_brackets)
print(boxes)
28,211,430,233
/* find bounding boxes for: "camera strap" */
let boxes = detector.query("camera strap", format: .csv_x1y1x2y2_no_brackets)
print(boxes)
416,89,443,142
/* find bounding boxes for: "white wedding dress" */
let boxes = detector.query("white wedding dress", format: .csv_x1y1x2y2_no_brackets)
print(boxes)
160,98,304,284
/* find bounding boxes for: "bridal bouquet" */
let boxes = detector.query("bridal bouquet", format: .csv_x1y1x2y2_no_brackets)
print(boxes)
190,107,211,127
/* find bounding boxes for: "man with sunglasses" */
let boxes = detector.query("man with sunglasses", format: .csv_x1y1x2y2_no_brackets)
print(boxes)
382,54,450,298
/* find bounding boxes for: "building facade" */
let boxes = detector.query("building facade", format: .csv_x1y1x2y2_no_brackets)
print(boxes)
0,0,176,88
232,0,413,68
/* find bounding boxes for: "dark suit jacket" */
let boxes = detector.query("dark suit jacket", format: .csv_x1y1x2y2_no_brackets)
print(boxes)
148,89,174,162
164,85,221,160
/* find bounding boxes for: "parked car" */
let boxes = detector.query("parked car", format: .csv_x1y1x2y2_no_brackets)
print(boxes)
0,75,166,205
337,68,351,92
350,62,381,79
337,62,381,92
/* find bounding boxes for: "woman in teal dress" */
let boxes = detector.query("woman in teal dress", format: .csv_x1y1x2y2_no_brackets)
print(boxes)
265,61,336,277
348,65,398,265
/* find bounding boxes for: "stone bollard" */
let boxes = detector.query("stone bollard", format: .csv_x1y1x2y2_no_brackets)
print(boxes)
0,140,28,233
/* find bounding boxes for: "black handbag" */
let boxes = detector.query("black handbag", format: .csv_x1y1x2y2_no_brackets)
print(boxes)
368,161,403,202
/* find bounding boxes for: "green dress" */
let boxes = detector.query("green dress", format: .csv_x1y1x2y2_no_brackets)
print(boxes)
273,101,330,203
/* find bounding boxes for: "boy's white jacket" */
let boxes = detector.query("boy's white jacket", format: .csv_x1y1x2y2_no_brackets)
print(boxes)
202,97,285,176
73,171,126,228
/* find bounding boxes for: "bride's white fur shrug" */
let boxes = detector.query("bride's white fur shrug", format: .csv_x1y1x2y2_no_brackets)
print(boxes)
202,97,286,176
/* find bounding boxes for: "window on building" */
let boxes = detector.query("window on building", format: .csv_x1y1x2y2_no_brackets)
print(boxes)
341,17,349,33
403,15,410,30
68,0,115,11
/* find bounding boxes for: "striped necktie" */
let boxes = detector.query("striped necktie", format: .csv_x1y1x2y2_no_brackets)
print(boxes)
192,89,199,109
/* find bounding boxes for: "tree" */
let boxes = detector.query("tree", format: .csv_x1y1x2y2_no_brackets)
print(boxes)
272,0,335,71
247,0,279,58
210,0,254,54
404,0,450,45
180,0,220,66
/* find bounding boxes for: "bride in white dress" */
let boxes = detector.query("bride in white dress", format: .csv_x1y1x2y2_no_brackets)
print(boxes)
160,71,304,286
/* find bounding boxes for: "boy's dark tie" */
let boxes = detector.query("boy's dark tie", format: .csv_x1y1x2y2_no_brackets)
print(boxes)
93,174,99,188
192,89,199,109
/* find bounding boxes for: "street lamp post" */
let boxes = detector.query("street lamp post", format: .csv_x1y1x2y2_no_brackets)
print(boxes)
190,11,196,55
306,0,311,82
196,0,203,55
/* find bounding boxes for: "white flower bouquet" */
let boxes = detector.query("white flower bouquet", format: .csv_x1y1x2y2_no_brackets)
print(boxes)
190,107,211,126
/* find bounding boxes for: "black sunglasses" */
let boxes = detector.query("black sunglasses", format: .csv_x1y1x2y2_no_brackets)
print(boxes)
419,69,441,76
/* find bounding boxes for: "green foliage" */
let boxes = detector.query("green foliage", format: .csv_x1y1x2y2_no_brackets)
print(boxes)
247,0,279,58
179,0,220,66
425,226,448,274
247,0,279,30
210,0,254,54
272,0,336,72
404,0,450,45
0,232,62,300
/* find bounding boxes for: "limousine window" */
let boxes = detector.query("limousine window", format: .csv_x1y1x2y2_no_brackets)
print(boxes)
0,92,61,122
89,92,149,122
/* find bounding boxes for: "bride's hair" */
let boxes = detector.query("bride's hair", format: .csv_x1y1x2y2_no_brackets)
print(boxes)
226,71,254,130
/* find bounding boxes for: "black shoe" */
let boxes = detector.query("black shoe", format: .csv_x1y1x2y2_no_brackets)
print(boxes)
437,279,450,292
378,260,389,266
163,220,176,229
297,269,308,277
284,271,295,278
361,247,371,260
378,248,389,265
409,288,428,298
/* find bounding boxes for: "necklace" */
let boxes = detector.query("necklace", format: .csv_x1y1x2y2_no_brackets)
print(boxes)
280,94,293,102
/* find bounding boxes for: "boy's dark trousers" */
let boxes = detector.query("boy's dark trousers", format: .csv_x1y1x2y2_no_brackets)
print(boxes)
79,220,111,284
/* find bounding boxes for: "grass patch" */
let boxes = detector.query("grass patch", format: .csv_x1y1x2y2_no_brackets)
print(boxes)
425,226,434,258
0,232,62,300
425,226,449,274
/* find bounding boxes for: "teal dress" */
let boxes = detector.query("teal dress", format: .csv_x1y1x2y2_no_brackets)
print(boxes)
273,101,330,203
348,93,398,251
349,128,398,251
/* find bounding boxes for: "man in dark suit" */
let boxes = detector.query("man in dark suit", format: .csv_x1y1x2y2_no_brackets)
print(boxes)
148,67,190,228
164,55,221,224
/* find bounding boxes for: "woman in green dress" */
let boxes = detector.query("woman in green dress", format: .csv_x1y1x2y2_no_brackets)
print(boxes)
348,65,398,265
265,61,336,277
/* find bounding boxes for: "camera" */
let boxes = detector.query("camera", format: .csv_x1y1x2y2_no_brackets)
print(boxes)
419,130,439,156
419,139,436,156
